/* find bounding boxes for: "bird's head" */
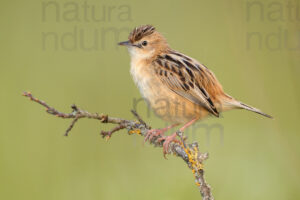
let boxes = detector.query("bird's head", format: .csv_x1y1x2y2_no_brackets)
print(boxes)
118,25,169,60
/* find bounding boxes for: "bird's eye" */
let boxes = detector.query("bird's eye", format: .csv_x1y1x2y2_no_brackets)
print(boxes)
142,41,148,46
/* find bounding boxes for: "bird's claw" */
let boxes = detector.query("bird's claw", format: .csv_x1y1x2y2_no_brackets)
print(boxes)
144,129,165,143
157,133,179,158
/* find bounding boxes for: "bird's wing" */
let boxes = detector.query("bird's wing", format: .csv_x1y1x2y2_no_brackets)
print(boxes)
153,51,220,117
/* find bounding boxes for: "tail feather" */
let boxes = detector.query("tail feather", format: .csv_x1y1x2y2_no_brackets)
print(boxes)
238,102,273,118
223,96,273,119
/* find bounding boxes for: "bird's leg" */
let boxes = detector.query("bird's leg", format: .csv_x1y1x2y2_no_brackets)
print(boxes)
158,118,199,158
144,123,179,143
178,117,199,132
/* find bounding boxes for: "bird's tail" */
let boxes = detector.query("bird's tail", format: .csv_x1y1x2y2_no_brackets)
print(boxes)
222,95,273,119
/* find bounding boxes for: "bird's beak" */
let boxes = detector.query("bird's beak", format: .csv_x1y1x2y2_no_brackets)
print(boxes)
118,40,131,47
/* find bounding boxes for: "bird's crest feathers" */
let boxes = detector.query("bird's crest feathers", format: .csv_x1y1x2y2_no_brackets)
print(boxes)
129,25,156,43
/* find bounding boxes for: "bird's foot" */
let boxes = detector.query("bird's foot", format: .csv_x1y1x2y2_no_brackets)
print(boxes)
157,133,180,158
144,123,179,143
144,128,167,143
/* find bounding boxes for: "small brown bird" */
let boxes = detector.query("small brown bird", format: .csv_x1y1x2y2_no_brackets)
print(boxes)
118,25,272,155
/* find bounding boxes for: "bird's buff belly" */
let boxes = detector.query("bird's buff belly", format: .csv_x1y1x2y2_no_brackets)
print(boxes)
132,67,209,123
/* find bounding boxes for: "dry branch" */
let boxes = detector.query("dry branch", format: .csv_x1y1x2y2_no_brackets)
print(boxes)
23,91,214,200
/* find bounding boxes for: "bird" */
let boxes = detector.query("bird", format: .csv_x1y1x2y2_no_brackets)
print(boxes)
118,25,272,156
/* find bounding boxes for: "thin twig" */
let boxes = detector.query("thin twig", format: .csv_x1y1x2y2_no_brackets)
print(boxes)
23,91,214,200
131,109,150,129
100,124,126,139
64,117,79,136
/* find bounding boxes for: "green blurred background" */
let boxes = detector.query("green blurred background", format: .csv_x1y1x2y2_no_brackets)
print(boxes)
1,0,299,199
